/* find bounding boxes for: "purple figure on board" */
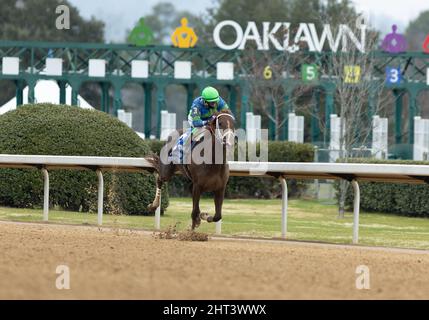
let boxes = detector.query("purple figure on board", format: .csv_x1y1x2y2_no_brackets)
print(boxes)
381,25,407,53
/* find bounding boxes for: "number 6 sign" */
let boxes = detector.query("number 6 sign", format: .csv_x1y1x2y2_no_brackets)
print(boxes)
263,66,272,80
386,67,401,85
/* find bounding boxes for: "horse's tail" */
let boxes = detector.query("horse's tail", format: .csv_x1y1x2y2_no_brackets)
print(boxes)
145,154,160,174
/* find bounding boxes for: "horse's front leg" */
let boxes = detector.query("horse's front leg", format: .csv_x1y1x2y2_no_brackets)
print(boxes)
191,184,202,230
206,188,225,223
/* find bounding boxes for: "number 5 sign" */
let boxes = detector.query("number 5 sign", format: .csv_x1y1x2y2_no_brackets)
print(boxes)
302,64,318,82
386,67,401,85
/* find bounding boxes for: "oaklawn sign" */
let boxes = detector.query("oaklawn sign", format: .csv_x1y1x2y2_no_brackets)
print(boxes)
213,20,366,53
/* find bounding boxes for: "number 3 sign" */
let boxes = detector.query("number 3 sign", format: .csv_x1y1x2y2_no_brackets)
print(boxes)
386,67,401,85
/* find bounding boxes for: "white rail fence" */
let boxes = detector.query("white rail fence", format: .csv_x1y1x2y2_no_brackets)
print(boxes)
245,112,262,143
160,110,176,141
329,114,389,162
414,116,429,161
1,155,429,244
288,113,304,143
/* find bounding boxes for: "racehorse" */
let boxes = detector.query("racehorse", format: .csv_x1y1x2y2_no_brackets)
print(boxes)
146,109,235,230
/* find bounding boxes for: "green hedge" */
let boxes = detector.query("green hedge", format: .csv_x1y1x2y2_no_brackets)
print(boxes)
149,140,315,198
335,158,429,217
0,103,168,215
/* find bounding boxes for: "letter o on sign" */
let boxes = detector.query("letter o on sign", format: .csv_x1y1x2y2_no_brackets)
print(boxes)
213,20,243,50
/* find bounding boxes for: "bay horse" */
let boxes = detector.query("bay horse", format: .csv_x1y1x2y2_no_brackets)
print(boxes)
146,109,235,229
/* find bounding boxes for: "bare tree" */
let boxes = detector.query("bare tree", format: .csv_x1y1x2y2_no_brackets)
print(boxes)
237,12,391,218
238,44,308,140
326,14,389,218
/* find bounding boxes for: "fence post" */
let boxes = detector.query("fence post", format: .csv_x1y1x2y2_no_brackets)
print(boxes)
280,176,288,238
42,168,49,222
351,180,360,244
155,193,161,230
314,146,319,199
96,169,104,226
216,220,222,235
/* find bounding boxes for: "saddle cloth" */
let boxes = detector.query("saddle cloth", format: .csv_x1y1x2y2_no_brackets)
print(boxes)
169,127,209,163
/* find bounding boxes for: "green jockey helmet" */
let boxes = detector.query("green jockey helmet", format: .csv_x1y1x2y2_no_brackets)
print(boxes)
202,86,220,103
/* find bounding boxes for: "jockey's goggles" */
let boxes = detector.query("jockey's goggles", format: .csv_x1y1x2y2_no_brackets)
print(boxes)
205,101,218,108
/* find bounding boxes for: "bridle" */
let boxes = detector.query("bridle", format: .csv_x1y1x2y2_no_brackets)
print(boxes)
214,113,235,145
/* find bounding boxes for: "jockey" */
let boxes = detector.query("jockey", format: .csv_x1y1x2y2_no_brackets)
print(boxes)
188,86,230,127
170,86,231,163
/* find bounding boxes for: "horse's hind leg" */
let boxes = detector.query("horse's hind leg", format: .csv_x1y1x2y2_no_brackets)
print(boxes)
191,184,202,230
148,175,163,212
148,163,175,212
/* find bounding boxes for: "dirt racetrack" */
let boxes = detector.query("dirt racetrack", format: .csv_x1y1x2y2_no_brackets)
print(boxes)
0,220,428,299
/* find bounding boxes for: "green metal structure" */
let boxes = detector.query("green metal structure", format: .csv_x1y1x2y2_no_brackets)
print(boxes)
0,40,428,157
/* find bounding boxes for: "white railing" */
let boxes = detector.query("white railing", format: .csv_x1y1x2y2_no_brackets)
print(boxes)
1,155,429,244
0,155,154,226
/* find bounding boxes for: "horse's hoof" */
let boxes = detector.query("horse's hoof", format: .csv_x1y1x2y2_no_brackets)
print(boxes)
200,212,209,221
192,220,201,230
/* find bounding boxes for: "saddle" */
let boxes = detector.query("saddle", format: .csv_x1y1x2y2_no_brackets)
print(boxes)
169,125,215,165
187,127,209,150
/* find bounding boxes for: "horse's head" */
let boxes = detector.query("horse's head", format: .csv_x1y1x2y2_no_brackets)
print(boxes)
208,110,235,147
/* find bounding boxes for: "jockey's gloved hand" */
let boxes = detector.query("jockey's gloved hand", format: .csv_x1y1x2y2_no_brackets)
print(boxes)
202,116,216,126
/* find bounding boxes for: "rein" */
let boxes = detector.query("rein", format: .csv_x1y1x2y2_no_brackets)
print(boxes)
213,113,235,145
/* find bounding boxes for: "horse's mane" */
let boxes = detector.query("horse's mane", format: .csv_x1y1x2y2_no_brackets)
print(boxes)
213,109,233,116
213,109,235,121
207,109,235,131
